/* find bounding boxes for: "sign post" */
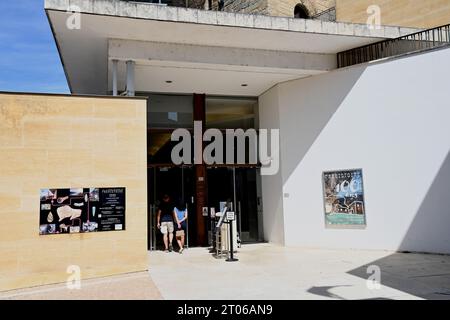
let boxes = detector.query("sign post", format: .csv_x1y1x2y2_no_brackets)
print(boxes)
226,212,238,262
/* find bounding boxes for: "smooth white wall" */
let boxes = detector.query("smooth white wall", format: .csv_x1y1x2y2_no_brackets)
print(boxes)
259,86,286,245
259,47,450,253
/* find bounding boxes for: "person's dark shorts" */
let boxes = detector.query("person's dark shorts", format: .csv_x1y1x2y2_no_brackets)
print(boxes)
176,221,187,231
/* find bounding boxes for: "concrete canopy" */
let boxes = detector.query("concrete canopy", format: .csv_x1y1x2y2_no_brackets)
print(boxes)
45,0,418,96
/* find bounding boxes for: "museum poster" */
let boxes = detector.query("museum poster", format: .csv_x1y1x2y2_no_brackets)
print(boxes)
39,187,126,235
322,169,366,227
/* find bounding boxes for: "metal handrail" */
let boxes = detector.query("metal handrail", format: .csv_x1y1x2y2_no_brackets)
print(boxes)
337,24,450,68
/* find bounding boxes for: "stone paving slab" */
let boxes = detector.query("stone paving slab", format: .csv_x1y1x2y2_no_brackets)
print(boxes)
0,272,162,300
148,244,450,300
3,244,450,300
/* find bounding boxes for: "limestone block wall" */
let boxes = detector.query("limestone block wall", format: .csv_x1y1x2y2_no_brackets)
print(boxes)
223,0,269,15
172,0,207,9
0,93,148,291
336,0,450,28
220,0,335,17
268,0,335,18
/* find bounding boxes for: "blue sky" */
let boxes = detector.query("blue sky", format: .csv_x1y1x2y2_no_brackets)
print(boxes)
0,0,69,93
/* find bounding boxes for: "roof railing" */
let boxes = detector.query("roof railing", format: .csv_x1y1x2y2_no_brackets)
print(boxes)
312,7,336,22
337,24,450,68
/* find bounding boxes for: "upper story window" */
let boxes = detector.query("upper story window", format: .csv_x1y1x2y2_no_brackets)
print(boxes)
294,4,310,19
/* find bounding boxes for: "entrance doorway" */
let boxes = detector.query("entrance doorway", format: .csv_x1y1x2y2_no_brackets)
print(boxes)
148,166,195,251
207,166,263,244
148,165,263,250
145,93,264,251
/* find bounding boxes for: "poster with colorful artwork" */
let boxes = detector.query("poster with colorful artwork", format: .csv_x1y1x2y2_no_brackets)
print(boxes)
39,187,125,235
322,169,366,228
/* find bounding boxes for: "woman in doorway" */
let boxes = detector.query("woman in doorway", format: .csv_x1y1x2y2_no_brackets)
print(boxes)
174,199,188,254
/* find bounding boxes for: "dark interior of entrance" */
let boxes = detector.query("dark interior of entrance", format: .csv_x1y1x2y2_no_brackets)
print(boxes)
145,94,263,251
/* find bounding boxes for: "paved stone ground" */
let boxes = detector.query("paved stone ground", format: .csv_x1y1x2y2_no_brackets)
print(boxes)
2,244,450,300
0,272,162,300
149,243,450,300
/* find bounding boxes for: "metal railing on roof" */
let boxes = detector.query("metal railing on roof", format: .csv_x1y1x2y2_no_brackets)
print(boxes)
312,7,336,22
337,24,450,68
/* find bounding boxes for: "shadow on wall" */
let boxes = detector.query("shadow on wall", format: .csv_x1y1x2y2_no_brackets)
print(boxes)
280,65,366,183
399,151,450,254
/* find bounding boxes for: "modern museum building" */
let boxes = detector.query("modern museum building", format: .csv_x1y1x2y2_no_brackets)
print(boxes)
1,0,450,290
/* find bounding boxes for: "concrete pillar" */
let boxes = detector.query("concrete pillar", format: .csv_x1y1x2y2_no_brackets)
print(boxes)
126,60,135,97
112,59,118,96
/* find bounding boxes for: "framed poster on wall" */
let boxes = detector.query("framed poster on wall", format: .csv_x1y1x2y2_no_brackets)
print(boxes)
39,187,126,235
322,169,366,228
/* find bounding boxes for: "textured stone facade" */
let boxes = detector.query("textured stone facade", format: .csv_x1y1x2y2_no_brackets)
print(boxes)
160,1,336,18
268,0,335,17
0,93,148,291
171,0,207,9
336,0,450,28
223,0,269,15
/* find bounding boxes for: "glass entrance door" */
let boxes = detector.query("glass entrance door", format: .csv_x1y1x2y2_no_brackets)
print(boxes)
148,166,194,251
206,166,263,245
235,168,262,243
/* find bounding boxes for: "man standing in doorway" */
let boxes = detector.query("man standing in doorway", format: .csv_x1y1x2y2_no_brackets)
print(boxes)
157,194,176,252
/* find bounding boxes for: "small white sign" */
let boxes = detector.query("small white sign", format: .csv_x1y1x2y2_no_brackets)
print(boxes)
202,207,209,217
115,224,123,230
219,201,227,212
226,212,235,221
